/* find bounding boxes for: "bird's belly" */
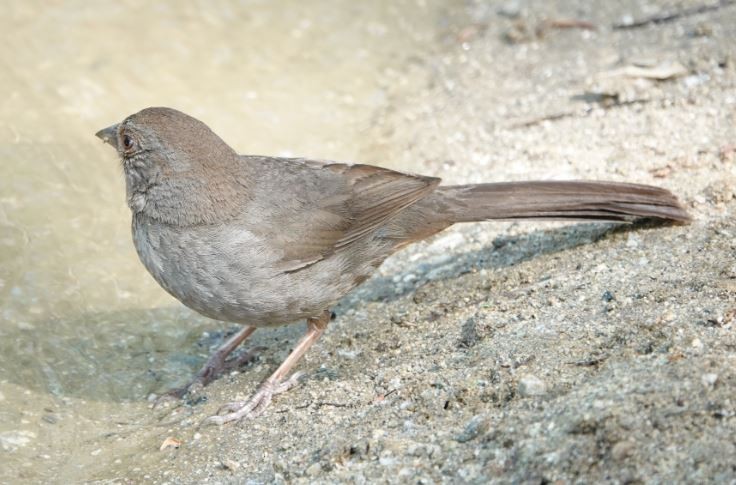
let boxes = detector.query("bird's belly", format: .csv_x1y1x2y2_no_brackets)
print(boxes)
131,217,342,326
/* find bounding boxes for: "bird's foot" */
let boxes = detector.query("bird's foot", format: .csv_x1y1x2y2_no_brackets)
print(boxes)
153,347,260,408
202,372,304,426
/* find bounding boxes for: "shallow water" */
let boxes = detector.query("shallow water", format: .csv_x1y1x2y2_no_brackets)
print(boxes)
0,1,467,481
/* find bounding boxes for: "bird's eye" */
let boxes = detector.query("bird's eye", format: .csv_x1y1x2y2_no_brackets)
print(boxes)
122,134,135,151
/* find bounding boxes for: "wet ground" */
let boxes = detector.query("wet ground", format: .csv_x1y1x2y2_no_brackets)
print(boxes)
1,0,735,483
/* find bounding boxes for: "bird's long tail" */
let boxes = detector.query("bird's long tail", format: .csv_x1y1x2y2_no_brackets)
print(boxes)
433,181,691,223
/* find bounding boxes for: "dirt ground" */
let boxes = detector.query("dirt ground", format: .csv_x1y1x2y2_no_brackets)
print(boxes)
2,0,735,483
135,2,735,483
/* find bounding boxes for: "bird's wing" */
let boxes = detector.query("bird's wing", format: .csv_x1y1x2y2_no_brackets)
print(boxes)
249,159,441,273
322,163,441,249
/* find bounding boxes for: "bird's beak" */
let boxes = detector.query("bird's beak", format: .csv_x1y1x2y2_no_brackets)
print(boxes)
95,124,119,150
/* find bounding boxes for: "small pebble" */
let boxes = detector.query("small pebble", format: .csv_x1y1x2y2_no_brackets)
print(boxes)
306,462,322,476
379,451,397,466
518,375,547,396
337,348,360,359
221,459,240,471
611,441,635,460
498,0,521,18
42,414,57,424
619,14,634,26
659,310,675,323
701,373,718,387
455,414,490,443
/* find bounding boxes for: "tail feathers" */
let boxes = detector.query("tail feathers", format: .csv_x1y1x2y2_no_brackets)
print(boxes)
435,181,691,223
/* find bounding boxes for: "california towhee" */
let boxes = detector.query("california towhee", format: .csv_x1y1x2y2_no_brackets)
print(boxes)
96,107,690,425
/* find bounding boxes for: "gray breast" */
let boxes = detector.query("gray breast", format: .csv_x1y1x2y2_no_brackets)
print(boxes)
130,215,348,326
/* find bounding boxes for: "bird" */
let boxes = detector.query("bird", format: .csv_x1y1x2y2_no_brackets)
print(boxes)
95,107,690,425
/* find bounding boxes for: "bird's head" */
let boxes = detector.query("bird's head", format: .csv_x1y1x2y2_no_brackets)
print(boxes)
97,107,247,225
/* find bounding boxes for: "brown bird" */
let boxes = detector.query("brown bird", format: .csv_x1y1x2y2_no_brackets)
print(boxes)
96,107,690,425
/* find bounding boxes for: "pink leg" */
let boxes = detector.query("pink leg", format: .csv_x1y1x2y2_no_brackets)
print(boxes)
203,310,331,425
155,326,257,406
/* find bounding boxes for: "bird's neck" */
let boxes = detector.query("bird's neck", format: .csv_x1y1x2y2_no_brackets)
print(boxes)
130,155,253,226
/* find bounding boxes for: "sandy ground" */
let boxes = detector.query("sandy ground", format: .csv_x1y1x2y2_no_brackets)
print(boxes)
1,0,735,483
133,2,735,483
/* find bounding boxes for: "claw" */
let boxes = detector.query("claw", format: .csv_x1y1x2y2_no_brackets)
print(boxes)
216,400,248,415
202,372,305,425
201,415,229,427
273,371,304,393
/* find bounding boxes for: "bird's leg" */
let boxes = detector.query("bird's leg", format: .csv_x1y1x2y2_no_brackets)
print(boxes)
203,310,331,426
155,325,257,406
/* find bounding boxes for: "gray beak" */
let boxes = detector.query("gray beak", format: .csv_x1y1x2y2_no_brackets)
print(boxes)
95,124,119,150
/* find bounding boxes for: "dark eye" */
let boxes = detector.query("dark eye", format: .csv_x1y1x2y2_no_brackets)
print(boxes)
122,134,134,151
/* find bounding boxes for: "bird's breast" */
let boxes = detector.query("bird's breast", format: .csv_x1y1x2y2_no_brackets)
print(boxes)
130,215,344,326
